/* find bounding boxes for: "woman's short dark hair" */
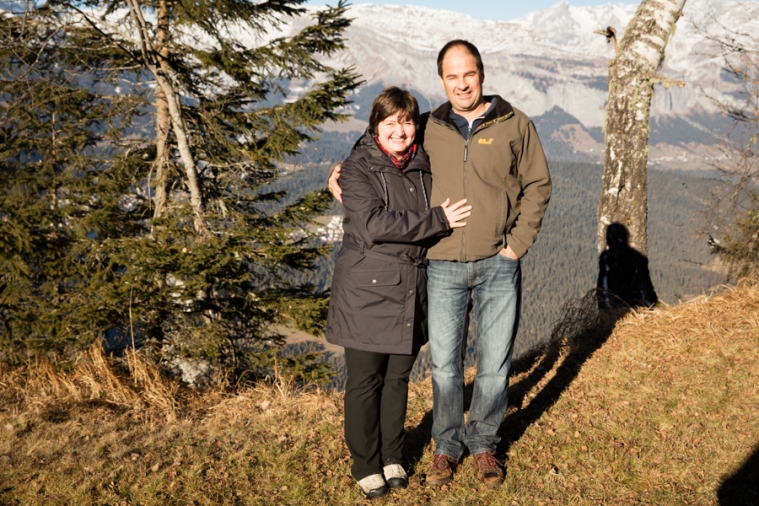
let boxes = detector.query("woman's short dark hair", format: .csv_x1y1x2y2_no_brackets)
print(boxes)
368,86,420,135
437,40,484,77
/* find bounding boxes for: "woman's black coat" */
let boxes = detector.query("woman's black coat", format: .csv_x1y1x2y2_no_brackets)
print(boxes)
326,133,450,355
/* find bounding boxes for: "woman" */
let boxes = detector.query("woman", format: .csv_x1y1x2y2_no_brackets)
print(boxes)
326,87,471,499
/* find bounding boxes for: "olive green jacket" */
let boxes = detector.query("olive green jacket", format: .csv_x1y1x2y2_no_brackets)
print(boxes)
421,96,552,261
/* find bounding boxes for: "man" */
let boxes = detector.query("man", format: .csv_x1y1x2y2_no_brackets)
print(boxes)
329,40,551,488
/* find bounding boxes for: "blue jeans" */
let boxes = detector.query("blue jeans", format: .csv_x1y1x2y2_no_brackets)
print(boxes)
428,253,521,458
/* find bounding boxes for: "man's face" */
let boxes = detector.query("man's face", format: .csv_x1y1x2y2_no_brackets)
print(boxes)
439,46,485,115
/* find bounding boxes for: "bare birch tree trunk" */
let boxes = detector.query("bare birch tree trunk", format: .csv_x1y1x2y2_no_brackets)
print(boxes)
125,0,207,236
597,0,687,255
153,73,207,236
152,0,170,220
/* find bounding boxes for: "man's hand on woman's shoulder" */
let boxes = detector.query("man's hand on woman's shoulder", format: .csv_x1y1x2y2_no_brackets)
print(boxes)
328,163,343,203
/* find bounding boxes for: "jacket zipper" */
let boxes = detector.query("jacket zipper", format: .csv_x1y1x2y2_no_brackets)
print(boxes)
430,109,513,136
461,123,472,262
471,111,513,136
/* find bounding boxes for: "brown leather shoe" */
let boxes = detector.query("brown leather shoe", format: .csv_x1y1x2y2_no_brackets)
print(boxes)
472,450,504,487
425,454,456,486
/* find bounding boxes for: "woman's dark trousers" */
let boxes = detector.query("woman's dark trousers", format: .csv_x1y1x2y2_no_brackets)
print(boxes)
343,348,417,481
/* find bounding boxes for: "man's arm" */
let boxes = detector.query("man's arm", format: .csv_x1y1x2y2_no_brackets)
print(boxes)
504,120,552,259
340,159,468,244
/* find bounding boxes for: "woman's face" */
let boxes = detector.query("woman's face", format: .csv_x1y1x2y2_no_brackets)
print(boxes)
376,111,416,158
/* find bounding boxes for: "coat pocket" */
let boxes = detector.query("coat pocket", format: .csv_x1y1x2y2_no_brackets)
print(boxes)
345,268,405,347
353,269,401,287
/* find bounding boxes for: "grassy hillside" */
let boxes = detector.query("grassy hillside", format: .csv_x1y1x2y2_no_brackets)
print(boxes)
1,282,757,505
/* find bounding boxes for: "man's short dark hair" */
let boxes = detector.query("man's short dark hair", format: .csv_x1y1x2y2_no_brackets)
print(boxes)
437,40,484,77
368,86,420,136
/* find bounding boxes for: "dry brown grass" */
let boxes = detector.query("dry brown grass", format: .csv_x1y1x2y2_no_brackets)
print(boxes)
1,282,758,505
496,281,759,505
1,344,179,421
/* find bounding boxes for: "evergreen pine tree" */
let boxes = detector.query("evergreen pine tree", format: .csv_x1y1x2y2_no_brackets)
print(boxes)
1,0,360,384
1,7,149,361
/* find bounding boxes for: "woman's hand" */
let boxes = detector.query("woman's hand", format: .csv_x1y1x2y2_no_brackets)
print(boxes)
440,198,471,228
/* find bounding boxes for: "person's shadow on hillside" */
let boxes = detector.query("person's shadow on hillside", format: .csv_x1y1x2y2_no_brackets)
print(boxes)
718,444,759,505
494,289,627,461
496,223,658,467
403,291,622,477
596,223,658,310
404,299,623,476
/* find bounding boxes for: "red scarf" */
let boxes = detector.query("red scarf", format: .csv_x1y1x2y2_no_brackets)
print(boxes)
372,135,418,171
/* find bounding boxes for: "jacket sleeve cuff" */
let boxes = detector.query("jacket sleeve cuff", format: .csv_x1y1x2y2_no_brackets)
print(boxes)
433,206,452,236
506,232,529,259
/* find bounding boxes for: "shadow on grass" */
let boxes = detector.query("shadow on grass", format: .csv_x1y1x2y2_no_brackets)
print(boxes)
404,383,480,476
718,444,759,506
404,290,628,475
497,290,628,460
404,405,433,476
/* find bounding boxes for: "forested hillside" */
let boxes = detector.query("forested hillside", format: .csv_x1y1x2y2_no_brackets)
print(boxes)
520,162,722,353
268,156,724,388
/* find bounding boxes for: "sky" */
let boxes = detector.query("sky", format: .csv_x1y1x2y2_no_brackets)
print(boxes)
305,0,642,21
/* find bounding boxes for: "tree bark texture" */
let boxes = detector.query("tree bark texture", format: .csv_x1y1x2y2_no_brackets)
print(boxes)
597,0,687,255
152,0,170,220
125,0,207,236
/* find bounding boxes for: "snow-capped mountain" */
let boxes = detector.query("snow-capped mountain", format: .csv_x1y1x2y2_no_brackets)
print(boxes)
8,0,746,165
281,0,755,140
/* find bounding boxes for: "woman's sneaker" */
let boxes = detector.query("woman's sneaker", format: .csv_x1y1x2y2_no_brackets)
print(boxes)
383,463,408,489
357,473,389,499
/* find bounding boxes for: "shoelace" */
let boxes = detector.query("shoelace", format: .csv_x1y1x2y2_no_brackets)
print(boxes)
476,452,500,470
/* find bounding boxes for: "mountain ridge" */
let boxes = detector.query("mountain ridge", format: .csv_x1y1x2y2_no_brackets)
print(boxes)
285,0,753,170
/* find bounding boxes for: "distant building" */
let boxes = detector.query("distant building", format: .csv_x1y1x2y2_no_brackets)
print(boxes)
316,215,344,243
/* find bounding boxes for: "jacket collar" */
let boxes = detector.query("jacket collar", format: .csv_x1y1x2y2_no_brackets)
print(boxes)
353,130,431,174
429,95,514,132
